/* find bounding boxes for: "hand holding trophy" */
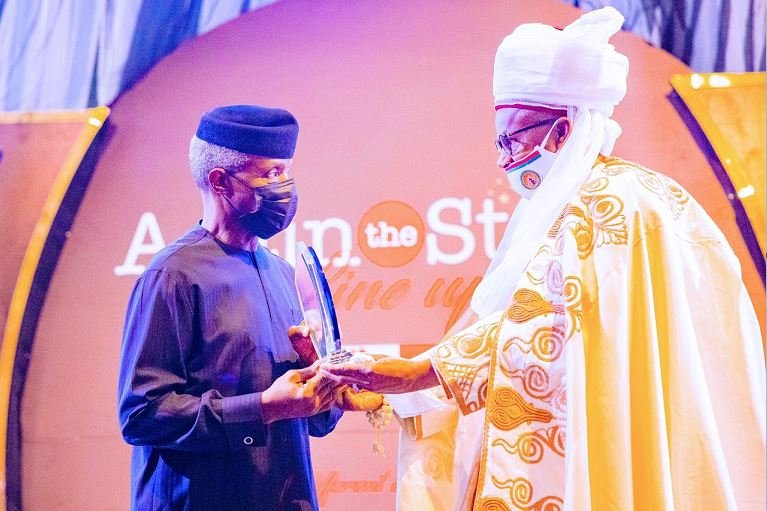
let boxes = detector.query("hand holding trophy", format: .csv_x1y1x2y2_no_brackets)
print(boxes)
292,242,392,454
293,242,352,364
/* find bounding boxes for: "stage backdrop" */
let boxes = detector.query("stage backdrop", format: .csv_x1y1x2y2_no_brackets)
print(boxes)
13,0,764,509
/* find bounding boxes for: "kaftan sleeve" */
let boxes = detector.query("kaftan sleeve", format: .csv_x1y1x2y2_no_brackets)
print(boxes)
117,269,268,452
427,310,504,415
307,407,344,437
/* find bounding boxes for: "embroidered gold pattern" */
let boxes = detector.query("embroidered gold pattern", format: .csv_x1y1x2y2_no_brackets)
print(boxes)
436,319,498,361
507,289,564,323
434,317,502,412
544,260,564,295
474,158,692,510
492,426,566,463
601,159,690,219
504,273,580,339
580,176,609,194
581,193,628,247
500,364,551,397
547,204,588,240
488,387,553,431
476,497,512,511
563,276,582,337
440,360,489,412
491,476,564,510
456,320,500,359
502,326,566,363
548,173,631,260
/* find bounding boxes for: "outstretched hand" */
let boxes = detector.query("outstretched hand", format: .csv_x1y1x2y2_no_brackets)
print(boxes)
321,356,439,394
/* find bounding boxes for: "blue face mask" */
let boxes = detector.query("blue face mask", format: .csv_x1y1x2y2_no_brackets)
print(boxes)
225,176,298,239
504,124,559,199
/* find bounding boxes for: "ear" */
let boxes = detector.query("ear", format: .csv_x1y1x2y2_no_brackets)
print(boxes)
553,118,572,150
207,168,229,193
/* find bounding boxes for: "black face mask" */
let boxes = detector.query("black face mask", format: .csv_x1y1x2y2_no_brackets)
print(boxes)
224,176,298,239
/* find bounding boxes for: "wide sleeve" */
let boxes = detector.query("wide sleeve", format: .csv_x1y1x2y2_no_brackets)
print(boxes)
117,269,267,452
427,310,504,415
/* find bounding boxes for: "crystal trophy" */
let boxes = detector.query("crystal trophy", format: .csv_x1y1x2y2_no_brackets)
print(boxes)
294,242,352,364
294,242,392,455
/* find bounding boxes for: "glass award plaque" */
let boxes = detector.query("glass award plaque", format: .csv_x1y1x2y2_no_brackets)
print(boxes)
294,242,352,364
295,243,391,455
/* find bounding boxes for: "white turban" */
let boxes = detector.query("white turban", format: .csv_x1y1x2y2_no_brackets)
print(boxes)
493,6,628,117
472,7,630,317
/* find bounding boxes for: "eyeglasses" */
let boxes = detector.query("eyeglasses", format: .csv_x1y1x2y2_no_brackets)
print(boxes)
226,171,261,191
225,169,287,190
495,117,561,157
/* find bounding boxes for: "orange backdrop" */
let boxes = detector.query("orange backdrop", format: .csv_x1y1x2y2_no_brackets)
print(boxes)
10,1,763,510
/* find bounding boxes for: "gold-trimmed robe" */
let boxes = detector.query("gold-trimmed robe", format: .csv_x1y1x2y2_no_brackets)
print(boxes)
397,157,766,511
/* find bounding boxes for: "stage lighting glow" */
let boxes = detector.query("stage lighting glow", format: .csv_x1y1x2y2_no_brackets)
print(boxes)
737,185,755,199
708,74,732,88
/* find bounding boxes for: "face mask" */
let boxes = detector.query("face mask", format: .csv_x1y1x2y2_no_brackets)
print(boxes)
504,124,559,199
225,177,299,239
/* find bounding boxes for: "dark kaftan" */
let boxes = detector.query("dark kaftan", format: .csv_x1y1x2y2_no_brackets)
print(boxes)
118,226,342,511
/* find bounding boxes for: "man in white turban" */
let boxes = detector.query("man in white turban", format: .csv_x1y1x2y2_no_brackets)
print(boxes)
324,6,766,510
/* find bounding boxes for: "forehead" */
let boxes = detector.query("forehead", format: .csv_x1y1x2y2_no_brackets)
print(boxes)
494,107,546,134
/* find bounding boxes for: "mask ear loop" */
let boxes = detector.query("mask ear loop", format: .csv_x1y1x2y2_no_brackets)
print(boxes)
507,121,562,170
222,193,261,218
545,112,577,152
539,121,561,150
220,173,262,217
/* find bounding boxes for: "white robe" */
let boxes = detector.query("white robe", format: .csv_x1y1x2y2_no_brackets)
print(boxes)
397,156,766,511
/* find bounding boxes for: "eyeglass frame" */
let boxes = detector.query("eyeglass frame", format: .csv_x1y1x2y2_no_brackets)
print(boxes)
494,117,563,157
222,168,289,190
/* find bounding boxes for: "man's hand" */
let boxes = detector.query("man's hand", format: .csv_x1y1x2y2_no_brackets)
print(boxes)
260,364,340,423
335,386,384,412
321,356,439,394
288,323,319,367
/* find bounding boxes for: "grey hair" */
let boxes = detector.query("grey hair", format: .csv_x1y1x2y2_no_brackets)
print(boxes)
188,135,251,189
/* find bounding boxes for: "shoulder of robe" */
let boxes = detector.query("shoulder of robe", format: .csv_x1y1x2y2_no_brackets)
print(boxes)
588,156,696,222
143,228,210,276
581,155,724,246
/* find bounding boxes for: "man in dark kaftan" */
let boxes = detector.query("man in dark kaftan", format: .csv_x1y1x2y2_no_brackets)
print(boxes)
118,105,352,511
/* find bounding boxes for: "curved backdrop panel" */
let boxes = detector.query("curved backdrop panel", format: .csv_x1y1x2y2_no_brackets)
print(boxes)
0,109,109,511
14,0,764,509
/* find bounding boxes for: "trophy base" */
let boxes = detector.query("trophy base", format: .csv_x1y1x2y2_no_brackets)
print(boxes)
328,349,353,364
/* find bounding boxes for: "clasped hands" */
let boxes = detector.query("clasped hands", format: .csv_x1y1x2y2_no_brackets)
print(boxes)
290,323,440,395
259,325,386,424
